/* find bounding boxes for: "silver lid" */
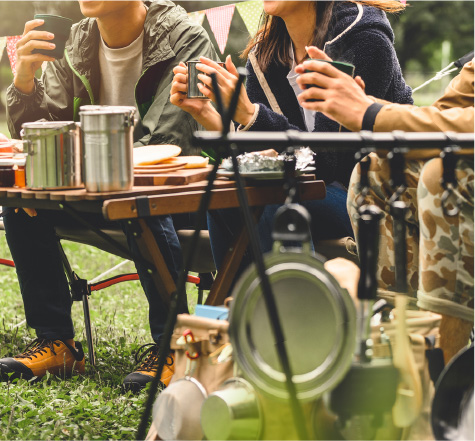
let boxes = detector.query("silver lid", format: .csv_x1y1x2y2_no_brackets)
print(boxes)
229,252,356,402
21,121,77,138
21,121,75,130
78,105,136,116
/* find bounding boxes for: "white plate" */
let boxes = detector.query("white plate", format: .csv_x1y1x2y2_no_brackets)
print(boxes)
217,167,316,180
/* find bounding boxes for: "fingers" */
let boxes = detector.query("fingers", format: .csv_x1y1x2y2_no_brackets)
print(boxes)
17,54,56,65
198,57,235,80
305,45,332,61
197,82,216,101
170,91,185,107
172,64,187,75
17,39,56,57
17,27,56,63
299,59,341,78
23,19,45,35
297,86,326,104
296,71,333,90
225,54,239,76
170,77,187,95
18,30,54,53
355,76,366,91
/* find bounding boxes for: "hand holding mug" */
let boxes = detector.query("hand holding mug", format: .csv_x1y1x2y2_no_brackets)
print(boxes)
295,46,374,131
14,19,56,94
195,55,255,127
170,62,222,131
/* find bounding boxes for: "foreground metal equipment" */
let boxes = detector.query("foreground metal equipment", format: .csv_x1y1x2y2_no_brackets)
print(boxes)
137,69,310,440
141,126,473,439
329,142,399,440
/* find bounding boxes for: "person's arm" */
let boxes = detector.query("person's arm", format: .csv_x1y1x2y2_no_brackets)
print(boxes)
136,19,218,152
373,60,474,132
433,59,474,111
373,103,474,132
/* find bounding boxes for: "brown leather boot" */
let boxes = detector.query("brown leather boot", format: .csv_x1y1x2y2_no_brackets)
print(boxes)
122,344,175,393
0,338,85,381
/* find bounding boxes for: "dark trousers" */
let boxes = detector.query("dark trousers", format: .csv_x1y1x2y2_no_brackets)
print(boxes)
3,207,184,344
207,183,353,285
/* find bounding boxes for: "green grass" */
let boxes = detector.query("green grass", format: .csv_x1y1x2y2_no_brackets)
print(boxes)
0,233,201,440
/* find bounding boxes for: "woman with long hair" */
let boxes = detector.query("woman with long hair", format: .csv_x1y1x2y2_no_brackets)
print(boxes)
171,0,412,277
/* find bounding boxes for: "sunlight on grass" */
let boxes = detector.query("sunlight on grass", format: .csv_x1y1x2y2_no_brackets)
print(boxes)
0,232,201,440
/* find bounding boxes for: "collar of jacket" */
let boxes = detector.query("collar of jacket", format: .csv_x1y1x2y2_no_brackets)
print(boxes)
64,0,181,98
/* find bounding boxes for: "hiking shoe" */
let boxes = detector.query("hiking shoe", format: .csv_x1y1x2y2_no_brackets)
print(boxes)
0,338,85,382
123,344,175,393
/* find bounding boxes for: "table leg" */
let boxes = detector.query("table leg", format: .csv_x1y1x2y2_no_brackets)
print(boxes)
128,219,177,306
206,207,263,306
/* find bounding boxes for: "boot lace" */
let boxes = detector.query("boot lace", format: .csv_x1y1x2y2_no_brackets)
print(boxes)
15,338,60,360
134,344,173,373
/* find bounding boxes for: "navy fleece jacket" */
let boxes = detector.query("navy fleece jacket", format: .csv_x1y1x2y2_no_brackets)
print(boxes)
244,2,413,187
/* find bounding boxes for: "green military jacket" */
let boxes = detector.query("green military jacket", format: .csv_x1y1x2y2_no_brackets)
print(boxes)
7,0,217,154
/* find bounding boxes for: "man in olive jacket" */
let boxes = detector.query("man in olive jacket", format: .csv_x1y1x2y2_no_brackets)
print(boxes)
7,0,216,154
1,0,217,392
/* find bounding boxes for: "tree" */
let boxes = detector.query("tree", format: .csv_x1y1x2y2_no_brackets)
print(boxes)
388,1,474,71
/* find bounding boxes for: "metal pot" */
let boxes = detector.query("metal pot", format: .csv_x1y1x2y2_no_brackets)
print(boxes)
152,376,207,440
201,377,262,440
79,106,135,192
21,121,82,190
229,205,356,402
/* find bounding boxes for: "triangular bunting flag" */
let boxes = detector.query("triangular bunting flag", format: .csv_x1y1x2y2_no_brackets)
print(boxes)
188,10,206,26
6,35,22,76
205,4,235,54
0,37,6,64
236,0,263,38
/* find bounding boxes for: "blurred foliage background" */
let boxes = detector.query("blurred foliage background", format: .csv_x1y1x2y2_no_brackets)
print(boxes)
0,0,473,134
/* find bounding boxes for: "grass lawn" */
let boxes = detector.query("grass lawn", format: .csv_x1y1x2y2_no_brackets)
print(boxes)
0,232,201,440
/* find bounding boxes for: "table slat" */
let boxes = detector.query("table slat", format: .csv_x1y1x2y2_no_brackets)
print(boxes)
103,180,325,220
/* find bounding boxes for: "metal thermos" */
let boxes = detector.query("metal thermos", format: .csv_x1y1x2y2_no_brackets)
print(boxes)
79,106,135,192
200,378,261,440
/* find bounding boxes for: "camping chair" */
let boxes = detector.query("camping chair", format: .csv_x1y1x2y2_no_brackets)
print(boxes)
0,212,216,366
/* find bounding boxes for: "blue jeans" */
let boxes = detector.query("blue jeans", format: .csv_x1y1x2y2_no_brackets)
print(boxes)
3,207,183,344
207,183,353,282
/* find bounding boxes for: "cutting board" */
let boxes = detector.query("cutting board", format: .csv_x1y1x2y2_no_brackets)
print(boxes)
134,166,212,186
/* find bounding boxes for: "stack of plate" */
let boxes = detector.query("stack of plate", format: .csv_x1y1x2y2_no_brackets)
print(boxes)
133,145,209,174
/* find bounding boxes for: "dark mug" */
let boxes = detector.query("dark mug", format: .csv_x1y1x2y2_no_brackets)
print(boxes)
304,59,355,101
32,14,73,60
187,60,226,99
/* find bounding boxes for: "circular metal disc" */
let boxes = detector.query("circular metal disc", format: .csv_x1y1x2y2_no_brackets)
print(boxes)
229,252,356,402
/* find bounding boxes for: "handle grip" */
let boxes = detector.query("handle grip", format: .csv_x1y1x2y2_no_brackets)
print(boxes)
390,201,409,294
357,204,383,301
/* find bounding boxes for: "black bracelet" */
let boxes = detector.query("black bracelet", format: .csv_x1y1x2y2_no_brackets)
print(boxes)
362,102,384,131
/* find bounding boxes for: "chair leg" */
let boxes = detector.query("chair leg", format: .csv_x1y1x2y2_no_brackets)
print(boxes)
57,240,96,366
197,272,215,305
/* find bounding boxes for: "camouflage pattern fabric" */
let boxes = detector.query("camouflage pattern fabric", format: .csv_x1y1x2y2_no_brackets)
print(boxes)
347,153,474,322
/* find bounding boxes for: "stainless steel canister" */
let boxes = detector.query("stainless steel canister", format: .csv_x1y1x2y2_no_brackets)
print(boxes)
21,121,82,190
201,378,261,440
79,106,135,192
